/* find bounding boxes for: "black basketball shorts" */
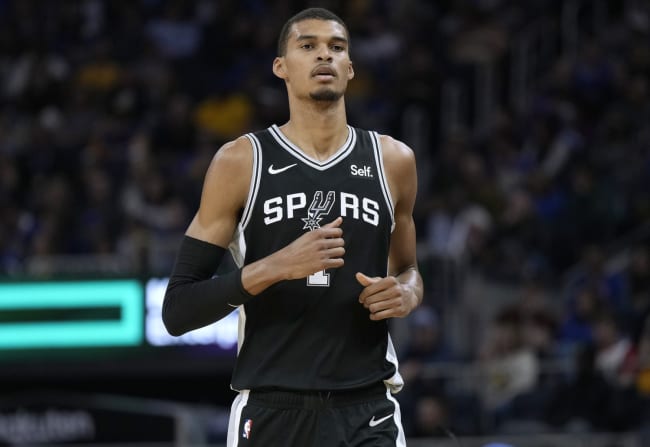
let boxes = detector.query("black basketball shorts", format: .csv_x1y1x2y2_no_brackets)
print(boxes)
226,383,406,446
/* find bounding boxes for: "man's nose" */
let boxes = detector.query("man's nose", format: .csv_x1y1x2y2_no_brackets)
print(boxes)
316,45,333,61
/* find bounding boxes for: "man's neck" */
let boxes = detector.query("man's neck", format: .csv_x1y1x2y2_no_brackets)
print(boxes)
280,99,349,161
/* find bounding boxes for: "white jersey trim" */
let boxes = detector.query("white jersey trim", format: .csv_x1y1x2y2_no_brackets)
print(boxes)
384,332,404,394
226,390,250,447
229,134,261,267
228,228,245,269
269,124,356,170
236,304,247,355
241,133,262,230
385,387,407,447
370,131,395,232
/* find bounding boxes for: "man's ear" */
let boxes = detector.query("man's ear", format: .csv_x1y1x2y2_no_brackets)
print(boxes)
348,61,354,80
273,57,286,80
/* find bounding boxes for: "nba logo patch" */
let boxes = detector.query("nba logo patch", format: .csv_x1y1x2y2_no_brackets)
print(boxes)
242,418,253,439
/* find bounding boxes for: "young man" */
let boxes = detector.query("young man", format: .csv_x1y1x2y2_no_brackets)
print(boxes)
163,7,423,446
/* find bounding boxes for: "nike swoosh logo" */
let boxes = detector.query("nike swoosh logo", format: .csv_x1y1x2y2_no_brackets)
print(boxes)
368,413,394,427
268,163,297,174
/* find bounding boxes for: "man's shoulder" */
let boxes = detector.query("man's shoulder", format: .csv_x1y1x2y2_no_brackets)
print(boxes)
375,134,414,162
210,135,255,169
349,128,415,167
352,128,409,150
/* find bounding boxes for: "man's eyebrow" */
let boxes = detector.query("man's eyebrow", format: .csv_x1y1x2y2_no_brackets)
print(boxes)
295,34,348,44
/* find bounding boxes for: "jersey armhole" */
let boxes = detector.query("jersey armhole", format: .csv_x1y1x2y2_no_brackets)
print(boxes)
240,133,263,230
228,134,262,267
370,131,396,232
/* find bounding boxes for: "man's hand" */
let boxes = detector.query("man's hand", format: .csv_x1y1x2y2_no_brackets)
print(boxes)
241,217,345,295
356,271,418,320
274,217,345,280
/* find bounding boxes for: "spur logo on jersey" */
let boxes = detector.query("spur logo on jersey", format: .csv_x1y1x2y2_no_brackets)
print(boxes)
350,164,373,178
263,191,380,227
302,191,335,230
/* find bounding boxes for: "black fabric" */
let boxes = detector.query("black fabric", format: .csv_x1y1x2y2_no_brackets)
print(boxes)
247,382,387,409
231,127,397,392
162,235,253,336
232,386,401,446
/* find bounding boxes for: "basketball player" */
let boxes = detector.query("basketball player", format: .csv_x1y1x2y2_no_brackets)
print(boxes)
163,7,423,446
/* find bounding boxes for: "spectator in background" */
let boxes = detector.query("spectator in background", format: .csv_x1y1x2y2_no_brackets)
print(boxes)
477,309,539,429
400,305,454,383
558,245,629,353
399,306,462,438
544,344,614,432
411,395,451,438
495,280,560,362
545,339,643,432
557,286,602,352
592,312,637,388
399,303,485,437
78,167,119,253
425,185,493,264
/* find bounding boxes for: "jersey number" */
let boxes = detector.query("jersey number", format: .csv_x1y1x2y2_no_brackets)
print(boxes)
307,270,330,287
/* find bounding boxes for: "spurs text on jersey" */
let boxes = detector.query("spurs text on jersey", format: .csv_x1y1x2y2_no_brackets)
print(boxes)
263,191,380,227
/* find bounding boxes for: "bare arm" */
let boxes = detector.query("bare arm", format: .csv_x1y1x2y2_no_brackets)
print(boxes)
163,135,346,334
357,135,423,320
185,136,252,247
188,137,345,294
162,137,253,335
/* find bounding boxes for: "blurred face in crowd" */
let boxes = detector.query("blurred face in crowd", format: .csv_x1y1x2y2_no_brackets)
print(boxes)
273,19,354,103
593,316,620,349
414,397,448,435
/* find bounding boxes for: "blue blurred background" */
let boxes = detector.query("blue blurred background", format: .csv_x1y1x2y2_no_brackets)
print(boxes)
0,0,649,446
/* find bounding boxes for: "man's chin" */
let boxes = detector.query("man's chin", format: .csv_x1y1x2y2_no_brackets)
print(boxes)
310,88,343,102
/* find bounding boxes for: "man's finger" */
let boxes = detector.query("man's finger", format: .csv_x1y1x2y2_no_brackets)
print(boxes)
322,216,343,228
355,272,380,287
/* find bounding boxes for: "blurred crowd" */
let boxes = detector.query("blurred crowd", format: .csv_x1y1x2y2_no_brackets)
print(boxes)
1,0,649,440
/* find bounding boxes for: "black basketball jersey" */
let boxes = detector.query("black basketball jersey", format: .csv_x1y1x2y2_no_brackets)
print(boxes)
228,124,403,393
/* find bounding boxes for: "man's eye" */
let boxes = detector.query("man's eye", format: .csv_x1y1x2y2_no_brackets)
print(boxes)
301,44,313,49
332,45,345,51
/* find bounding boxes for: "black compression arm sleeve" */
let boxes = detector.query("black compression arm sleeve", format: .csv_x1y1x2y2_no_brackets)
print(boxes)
162,235,254,336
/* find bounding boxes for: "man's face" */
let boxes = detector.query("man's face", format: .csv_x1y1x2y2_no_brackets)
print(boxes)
274,19,354,102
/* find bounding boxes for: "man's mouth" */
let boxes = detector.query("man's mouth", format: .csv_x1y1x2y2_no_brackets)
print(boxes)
311,66,336,79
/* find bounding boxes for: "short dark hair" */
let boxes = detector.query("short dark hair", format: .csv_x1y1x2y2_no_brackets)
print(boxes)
277,7,348,56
